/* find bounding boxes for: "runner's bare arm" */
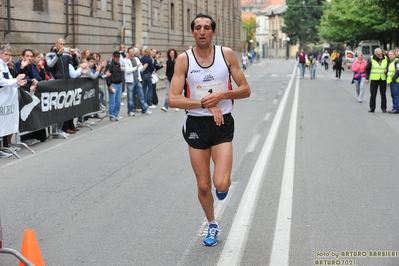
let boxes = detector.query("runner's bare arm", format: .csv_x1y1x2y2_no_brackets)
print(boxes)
169,53,203,109
201,47,250,108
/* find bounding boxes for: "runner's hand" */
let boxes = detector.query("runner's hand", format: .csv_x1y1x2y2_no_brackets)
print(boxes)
201,92,224,108
207,106,224,126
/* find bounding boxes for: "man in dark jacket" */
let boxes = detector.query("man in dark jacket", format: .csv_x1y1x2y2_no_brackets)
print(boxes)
45,38,81,136
106,51,124,121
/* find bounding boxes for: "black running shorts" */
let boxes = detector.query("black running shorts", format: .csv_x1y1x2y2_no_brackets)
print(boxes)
182,113,234,149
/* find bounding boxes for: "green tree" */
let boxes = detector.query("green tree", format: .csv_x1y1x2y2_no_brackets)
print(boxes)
353,0,399,45
242,16,258,50
282,0,325,45
319,0,398,47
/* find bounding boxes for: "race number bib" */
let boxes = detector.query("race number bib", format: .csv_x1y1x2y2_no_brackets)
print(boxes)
194,80,224,100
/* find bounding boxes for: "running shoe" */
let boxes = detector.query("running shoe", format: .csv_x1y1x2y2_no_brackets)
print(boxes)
216,189,229,200
203,224,220,247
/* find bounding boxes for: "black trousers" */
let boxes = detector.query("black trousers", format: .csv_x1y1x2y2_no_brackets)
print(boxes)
369,79,387,111
335,67,342,78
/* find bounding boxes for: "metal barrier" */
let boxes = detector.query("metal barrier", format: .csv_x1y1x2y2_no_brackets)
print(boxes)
0,248,34,266
0,215,34,266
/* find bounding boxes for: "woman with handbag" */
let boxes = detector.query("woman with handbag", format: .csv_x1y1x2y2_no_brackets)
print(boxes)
151,49,164,106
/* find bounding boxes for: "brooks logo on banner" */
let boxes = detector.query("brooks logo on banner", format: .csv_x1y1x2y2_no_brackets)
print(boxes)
18,77,100,133
41,88,83,111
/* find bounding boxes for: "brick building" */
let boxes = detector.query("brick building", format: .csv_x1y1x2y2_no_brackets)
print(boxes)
0,0,242,57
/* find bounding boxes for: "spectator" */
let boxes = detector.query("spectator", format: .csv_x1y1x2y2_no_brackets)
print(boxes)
297,48,307,79
105,51,124,121
76,55,106,126
0,45,28,157
351,52,367,103
15,49,42,85
81,49,91,63
123,47,152,116
307,47,318,80
32,50,48,81
161,48,177,112
366,48,388,113
140,48,156,108
45,38,81,137
15,49,49,145
333,52,343,80
322,50,330,70
151,48,164,106
387,50,399,114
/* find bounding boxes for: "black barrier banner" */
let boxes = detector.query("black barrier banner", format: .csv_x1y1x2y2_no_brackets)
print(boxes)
19,77,99,132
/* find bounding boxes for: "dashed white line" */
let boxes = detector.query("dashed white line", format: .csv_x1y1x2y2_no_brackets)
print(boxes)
264,112,272,121
245,134,261,153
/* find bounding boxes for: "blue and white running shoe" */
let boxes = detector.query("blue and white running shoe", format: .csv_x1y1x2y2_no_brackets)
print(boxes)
203,224,220,246
216,189,229,200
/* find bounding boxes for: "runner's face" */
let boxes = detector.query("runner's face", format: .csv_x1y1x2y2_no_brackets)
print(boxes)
192,18,215,48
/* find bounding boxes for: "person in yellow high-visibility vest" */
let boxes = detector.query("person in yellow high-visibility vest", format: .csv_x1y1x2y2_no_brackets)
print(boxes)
387,50,399,113
366,48,388,112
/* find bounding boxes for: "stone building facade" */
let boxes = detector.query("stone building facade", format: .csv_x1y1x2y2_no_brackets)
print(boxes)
0,0,242,57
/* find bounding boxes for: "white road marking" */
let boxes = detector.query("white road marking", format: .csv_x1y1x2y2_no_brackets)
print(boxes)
264,112,271,122
245,134,261,153
217,65,297,266
269,71,299,266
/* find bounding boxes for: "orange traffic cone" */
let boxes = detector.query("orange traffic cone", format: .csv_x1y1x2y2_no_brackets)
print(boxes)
19,229,45,266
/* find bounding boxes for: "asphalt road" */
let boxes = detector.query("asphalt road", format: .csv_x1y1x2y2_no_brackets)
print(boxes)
1,59,398,266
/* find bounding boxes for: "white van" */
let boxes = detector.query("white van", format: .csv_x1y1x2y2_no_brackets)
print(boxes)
356,40,381,59
345,40,381,68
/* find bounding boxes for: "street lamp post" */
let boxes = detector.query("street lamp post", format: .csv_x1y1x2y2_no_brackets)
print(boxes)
283,37,290,60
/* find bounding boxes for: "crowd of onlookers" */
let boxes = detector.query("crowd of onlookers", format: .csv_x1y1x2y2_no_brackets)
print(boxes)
0,39,184,158
297,46,399,114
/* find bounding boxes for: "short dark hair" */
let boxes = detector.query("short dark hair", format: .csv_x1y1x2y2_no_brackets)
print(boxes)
22,49,33,56
87,55,95,61
190,13,216,32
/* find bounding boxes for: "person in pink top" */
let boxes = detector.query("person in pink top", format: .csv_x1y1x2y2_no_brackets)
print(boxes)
352,52,367,102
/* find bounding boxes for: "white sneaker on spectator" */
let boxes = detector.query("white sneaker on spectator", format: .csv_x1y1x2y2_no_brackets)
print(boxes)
23,139,35,146
148,105,157,109
122,92,127,96
9,145,21,152
161,106,168,112
121,102,125,106
128,112,135,117
175,108,180,112
57,130,69,138
0,151,12,158
142,110,153,115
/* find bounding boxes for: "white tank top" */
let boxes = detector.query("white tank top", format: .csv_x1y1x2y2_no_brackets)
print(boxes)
184,45,233,116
